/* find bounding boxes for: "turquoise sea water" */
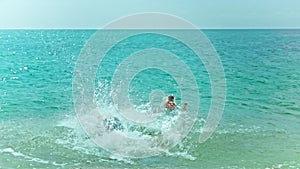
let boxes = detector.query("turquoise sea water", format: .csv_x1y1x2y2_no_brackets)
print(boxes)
0,30,300,168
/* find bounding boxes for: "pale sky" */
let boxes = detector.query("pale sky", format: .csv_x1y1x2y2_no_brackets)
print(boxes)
0,0,300,29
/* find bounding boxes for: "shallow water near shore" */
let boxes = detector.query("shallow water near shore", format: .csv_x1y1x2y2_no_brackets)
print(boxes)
0,29,300,168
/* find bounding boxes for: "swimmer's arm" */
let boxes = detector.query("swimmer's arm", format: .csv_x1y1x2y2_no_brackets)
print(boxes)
181,102,188,110
176,102,188,110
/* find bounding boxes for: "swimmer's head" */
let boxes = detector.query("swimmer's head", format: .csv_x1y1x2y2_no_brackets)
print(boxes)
168,95,174,101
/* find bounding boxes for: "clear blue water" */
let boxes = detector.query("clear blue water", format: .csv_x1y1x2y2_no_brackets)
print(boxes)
0,30,300,168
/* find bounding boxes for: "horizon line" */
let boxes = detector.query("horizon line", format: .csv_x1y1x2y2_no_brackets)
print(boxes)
1,27,300,30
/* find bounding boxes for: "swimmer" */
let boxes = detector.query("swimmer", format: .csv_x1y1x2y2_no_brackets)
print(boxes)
164,94,188,111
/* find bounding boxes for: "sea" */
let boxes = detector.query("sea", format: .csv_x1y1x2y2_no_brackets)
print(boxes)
0,29,300,169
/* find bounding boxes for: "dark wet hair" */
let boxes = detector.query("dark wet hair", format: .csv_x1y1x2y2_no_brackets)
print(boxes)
168,95,174,100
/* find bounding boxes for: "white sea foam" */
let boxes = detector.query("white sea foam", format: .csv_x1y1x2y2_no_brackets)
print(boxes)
0,147,49,164
56,114,78,129
165,150,196,161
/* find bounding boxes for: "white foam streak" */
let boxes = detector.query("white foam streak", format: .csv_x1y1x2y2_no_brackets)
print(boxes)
0,147,49,164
